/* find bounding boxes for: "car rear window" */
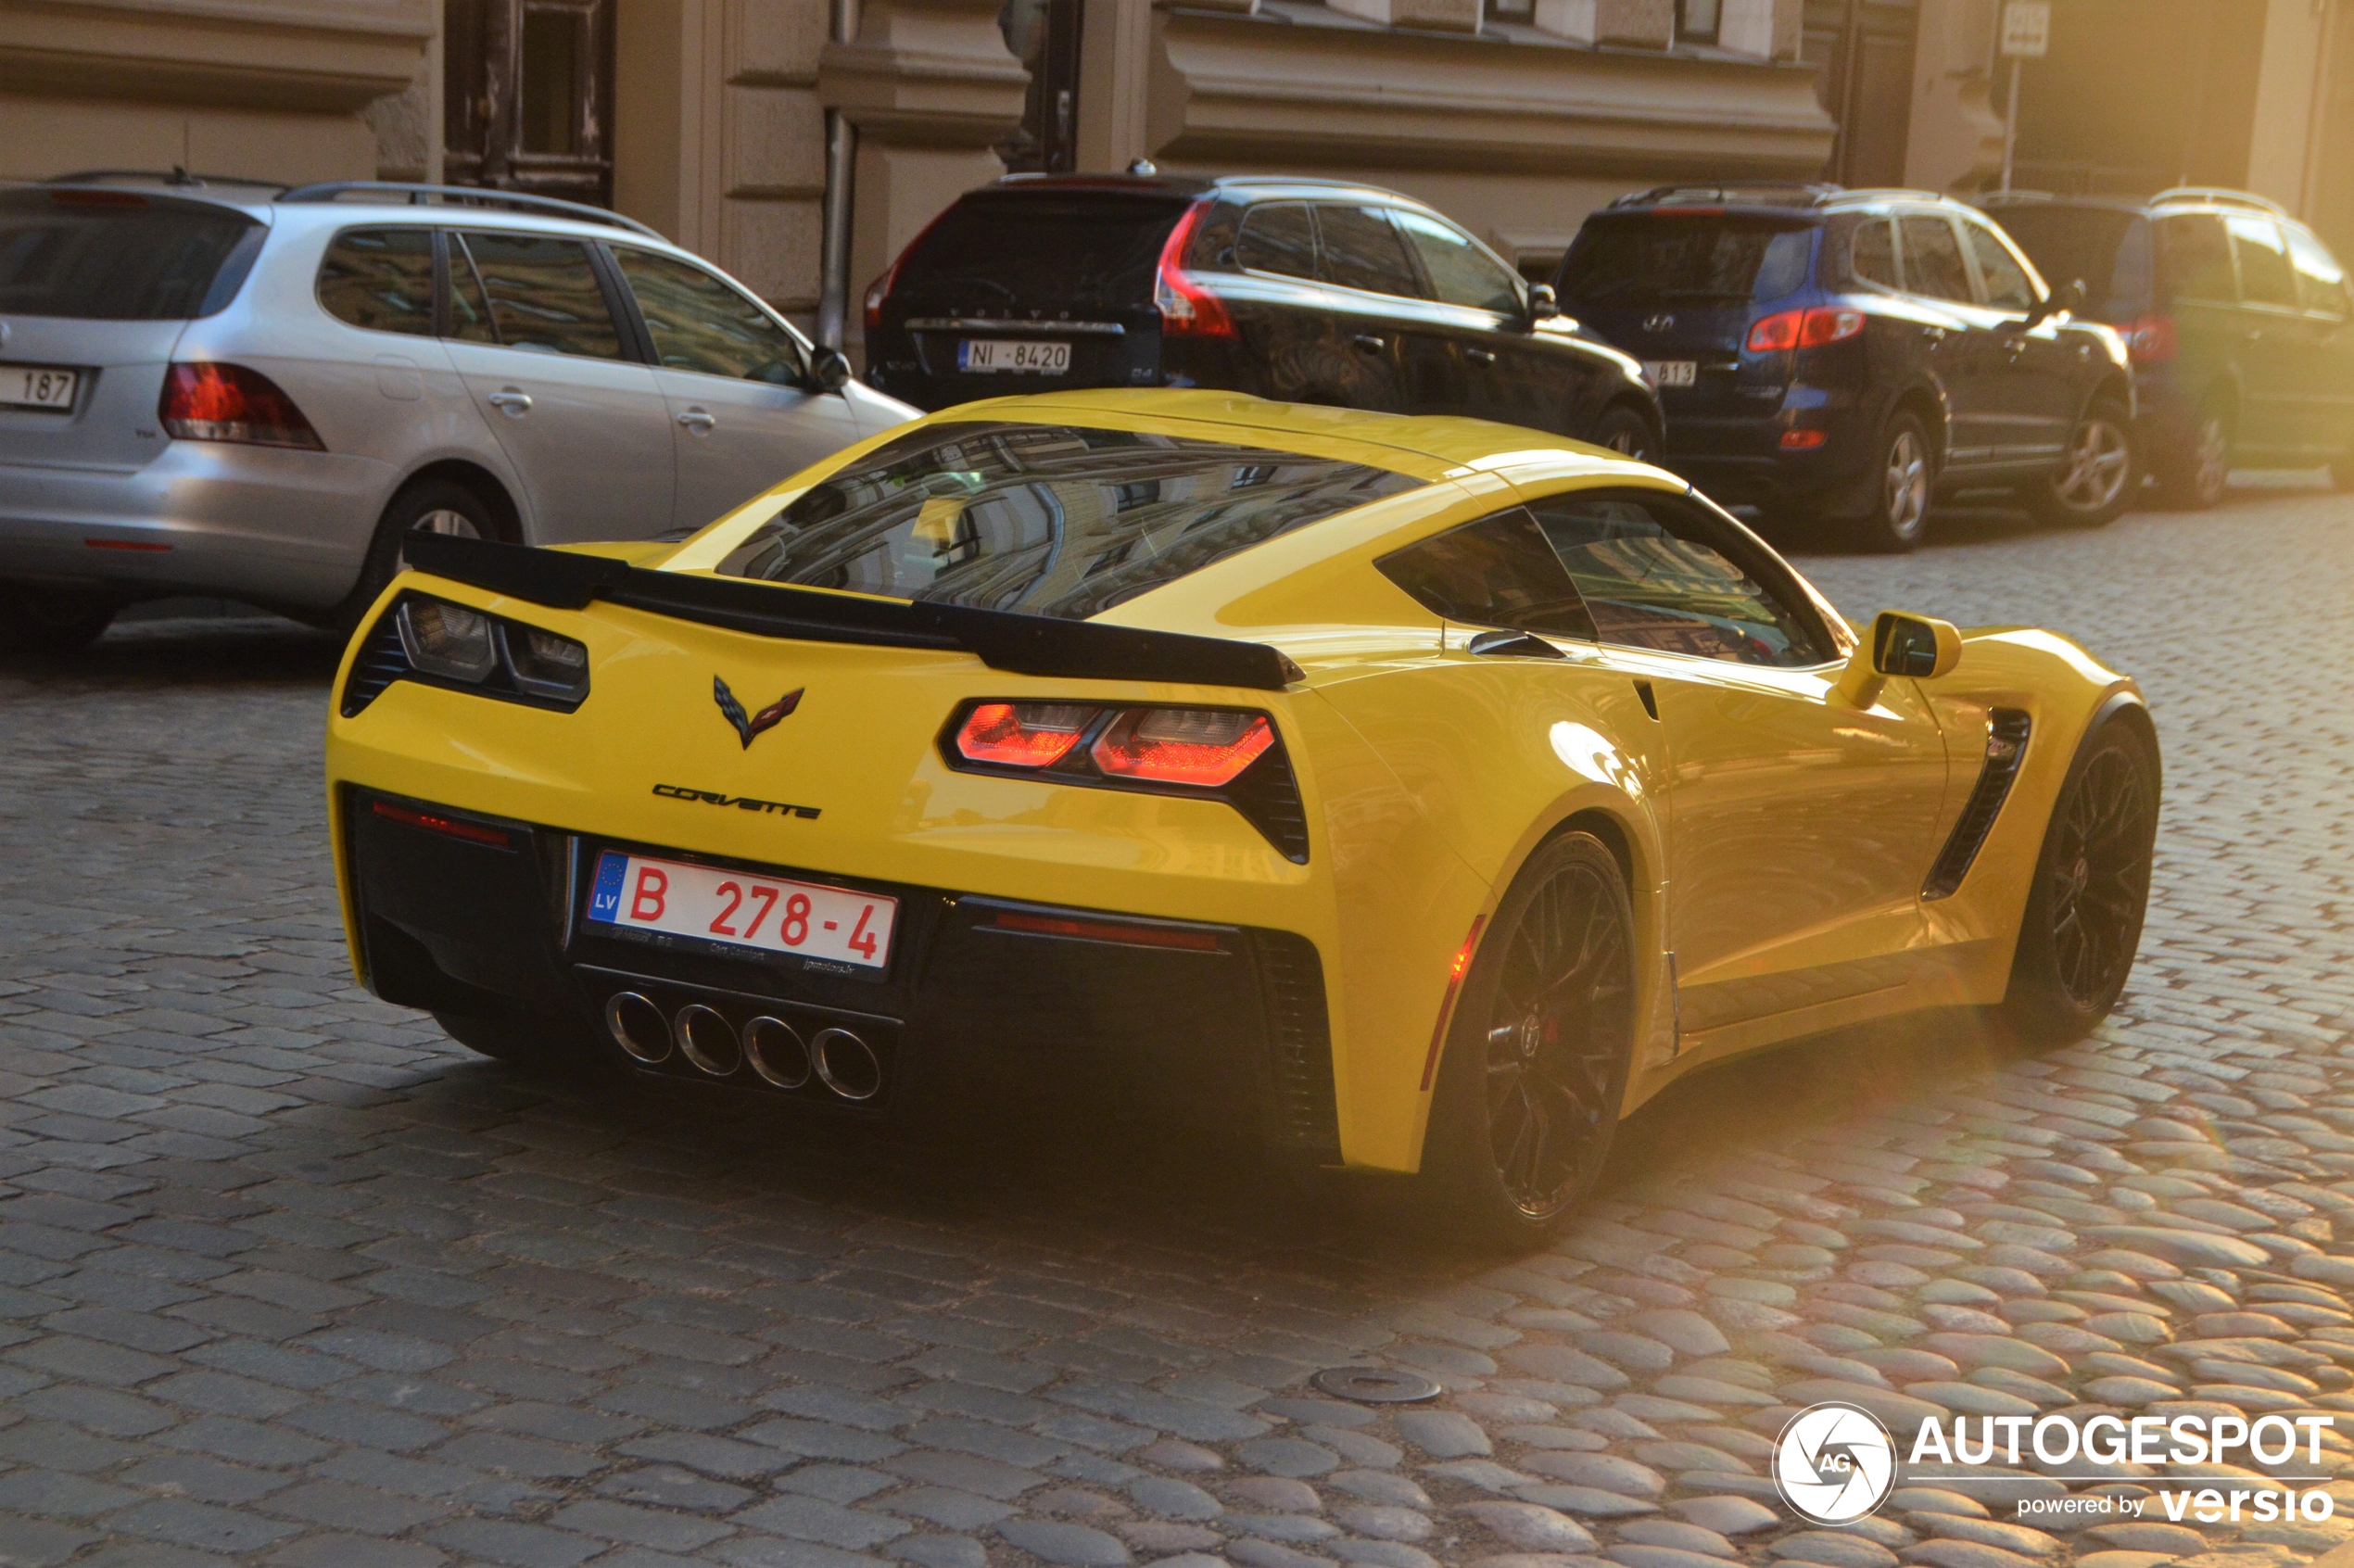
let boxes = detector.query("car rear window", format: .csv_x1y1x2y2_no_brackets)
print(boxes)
0,190,259,321
892,196,1191,314
717,422,1422,620
1556,216,1814,306
1992,206,2153,319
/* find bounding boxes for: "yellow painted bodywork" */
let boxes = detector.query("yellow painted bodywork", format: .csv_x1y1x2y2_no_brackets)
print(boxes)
324,389,2144,1174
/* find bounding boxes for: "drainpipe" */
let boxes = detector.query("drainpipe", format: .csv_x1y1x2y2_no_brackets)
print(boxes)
816,0,860,351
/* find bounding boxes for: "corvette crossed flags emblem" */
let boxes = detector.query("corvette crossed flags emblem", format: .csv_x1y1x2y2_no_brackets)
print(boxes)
713,677,804,750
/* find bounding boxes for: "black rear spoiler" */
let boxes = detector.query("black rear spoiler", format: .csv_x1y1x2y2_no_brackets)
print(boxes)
400,533,1292,692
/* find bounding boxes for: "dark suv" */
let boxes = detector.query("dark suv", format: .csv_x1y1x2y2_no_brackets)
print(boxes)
862,172,1662,454
1553,183,2137,550
1981,188,2354,508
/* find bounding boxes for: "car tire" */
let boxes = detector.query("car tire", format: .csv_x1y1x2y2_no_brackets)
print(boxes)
331,478,501,636
2001,714,2160,1046
2028,396,2139,527
1588,405,1656,463
1421,830,1638,1246
1843,410,1936,553
0,582,119,655
2153,400,2232,511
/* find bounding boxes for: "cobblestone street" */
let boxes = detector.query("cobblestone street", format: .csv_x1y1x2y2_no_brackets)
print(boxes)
5,482,2354,1568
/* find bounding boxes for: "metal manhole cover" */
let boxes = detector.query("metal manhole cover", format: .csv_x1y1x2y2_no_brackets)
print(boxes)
1310,1365,1442,1404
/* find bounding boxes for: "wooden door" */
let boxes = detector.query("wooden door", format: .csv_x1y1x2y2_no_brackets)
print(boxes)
446,0,616,207
1805,0,1920,188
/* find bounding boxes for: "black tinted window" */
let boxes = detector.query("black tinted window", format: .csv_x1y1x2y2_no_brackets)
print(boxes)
2159,214,2236,302
1840,218,1900,289
1961,221,2037,310
717,422,1421,619
317,228,434,335
1392,209,1523,314
1316,206,1423,298
2230,216,2297,308
453,232,624,358
2288,225,2351,319
893,196,1187,313
614,247,803,383
1236,203,1316,279
1989,206,2149,318
1900,217,1973,302
1526,494,1829,667
1557,217,1813,306
0,191,257,321
1377,509,1597,639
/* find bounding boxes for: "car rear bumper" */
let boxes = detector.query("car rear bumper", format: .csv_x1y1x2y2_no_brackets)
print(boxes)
0,439,391,607
342,785,1343,1160
1658,407,1879,513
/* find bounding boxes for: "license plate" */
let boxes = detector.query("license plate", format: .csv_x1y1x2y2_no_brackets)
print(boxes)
957,338,1070,374
1644,360,1697,388
0,364,77,411
585,851,896,969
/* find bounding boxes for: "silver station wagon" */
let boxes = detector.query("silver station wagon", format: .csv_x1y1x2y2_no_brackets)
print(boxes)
0,173,916,651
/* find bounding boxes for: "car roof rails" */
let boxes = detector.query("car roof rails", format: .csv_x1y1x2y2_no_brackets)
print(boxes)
1976,190,2056,204
1609,181,1847,209
40,168,288,194
1831,187,1958,206
275,182,664,240
2151,186,2292,217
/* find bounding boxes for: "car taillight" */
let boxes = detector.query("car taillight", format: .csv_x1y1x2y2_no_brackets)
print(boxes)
159,362,324,450
1747,307,1866,352
1155,203,1236,339
2122,314,2178,363
1092,708,1272,787
954,702,1092,767
863,207,950,330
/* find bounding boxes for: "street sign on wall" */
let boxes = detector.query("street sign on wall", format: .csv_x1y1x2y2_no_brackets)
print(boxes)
2002,1,2052,58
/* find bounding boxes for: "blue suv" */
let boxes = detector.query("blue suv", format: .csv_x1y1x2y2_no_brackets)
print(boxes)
1554,184,2136,550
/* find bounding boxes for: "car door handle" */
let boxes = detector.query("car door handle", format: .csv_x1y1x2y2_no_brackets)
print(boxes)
676,408,716,433
486,389,531,415
1921,326,1947,343
1466,348,1497,365
1352,335,1387,353
2246,329,2265,342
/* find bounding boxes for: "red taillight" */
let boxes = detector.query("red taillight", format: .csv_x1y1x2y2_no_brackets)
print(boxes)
159,362,324,450
990,909,1224,952
955,702,1091,767
369,798,510,848
1780,429,1829,449
1091,708,1271,787
1747,307,1866,353
864,208,951,330
1155,203,1236,340
2122,314,2178,363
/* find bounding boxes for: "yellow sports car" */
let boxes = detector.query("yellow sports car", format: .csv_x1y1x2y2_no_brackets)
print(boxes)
325,391,2158,1239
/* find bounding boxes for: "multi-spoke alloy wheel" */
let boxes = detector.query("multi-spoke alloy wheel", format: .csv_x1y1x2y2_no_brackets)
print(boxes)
2005,717,2160,1043
1848,411,1933,552
2031,398,2139,527
1426,831,1637,1242
398,508,484,572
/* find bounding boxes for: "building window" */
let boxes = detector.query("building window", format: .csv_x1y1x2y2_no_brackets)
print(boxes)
1677,0,1722,44
1486,0,1537,19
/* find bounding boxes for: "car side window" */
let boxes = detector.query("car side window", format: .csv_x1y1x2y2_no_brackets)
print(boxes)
1390,209,1524,314
2158,214,2236,303
1961,220,2038,310
1315,205,1424,299
1375,508,1598,641
2287,224,2352,320
2230,215,2299,309
1844,218,1901,290
451,231,626,359
1899,216,1974,303
1524,493,1830,668
316,228,434,335
1235,203,1317,280
614,247,805,385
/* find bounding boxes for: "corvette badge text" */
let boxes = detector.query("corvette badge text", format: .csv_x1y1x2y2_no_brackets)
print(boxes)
1776,1403,2339,1527
652,783,821,819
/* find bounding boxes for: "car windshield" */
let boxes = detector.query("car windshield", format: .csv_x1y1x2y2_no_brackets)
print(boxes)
892,196,1192,313
0,190,259,321
1557,216,1814,305
716,422,1422,620
1988,206,2152,321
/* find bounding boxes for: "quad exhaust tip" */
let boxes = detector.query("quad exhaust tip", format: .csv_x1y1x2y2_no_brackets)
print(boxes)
811,1027,881,1102
743,1016,811,1090
675,1004,742,1078
604,992,671,1064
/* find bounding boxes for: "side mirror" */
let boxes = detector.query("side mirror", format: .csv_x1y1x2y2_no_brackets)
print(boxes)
2023,277,2087,329
1527,283,1561,322
1835,611,1960,705
808,347,854,393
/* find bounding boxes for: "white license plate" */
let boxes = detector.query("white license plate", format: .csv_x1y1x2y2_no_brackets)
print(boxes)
0,364,77,411
957,338,1070,374
585,851,896,969
1644,360,1697,388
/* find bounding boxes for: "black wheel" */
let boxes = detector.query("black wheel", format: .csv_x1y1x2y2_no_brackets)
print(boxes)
1423,831,1638,1244
1844,410,1934,552
331,478,501,634
2003,716,2160,1044
0,582,118,654
2028,397,2138,527
2153,399,2232,510
1588,405,1657,463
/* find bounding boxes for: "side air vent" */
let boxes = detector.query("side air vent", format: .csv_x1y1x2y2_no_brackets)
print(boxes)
1229,743,1311,865
339,609,410,718
1258,930,1340,1160
1923,708,2031,900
